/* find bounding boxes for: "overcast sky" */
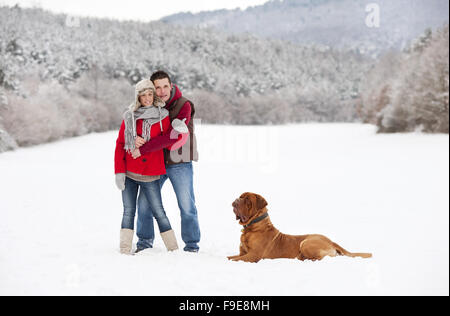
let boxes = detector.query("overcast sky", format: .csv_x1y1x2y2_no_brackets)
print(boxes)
0,0,269,21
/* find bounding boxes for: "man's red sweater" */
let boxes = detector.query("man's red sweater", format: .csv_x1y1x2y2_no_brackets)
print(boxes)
139,85,191,155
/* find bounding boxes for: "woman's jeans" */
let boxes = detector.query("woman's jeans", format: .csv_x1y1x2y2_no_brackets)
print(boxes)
121,176,172,250
137,162,201,251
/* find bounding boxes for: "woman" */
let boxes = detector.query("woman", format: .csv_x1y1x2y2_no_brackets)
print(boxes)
114,79,181,255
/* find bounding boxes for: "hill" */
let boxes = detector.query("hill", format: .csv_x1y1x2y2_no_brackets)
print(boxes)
162,0,449,57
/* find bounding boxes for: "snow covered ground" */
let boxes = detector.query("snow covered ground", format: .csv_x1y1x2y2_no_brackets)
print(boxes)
0,123,448,296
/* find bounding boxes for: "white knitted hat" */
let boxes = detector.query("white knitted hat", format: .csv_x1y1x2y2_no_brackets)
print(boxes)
131,79,165,111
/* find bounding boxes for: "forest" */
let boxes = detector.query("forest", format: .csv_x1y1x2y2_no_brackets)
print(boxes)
0,5,448,152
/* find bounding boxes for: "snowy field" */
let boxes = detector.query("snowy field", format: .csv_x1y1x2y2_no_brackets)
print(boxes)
0,123,448,296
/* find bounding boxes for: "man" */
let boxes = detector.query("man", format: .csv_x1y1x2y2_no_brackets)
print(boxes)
133,70,201,253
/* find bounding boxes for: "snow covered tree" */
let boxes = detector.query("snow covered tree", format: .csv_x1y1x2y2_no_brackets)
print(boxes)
358,51,403,124
410,25,449,133
0,5,373,150
361,25,449,133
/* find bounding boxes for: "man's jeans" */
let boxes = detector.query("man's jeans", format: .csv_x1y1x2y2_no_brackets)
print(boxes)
121,177,172,250
137,162,201,251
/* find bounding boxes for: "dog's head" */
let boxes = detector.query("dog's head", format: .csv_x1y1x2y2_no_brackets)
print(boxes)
232,192,268,226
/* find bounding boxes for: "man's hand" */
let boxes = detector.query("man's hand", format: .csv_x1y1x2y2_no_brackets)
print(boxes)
172,118,189,134
135,136,145,148
132,148,141,159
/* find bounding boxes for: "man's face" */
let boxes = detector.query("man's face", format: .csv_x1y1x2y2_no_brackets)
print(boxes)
153,78,172,103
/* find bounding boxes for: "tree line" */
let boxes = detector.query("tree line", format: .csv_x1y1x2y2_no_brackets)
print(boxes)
0,5,448,152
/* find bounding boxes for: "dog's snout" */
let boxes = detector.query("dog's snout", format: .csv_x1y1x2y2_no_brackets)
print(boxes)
232,199,238,208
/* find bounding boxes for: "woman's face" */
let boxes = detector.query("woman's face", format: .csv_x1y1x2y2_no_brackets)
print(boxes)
138,89,154,107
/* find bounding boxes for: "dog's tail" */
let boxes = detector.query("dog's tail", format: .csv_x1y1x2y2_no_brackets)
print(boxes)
333,242,372,259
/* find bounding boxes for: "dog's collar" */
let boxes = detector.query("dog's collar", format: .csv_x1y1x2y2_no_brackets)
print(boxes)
243,212,269,228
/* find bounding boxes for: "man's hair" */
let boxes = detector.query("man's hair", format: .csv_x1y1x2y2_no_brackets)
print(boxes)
150,70,172,85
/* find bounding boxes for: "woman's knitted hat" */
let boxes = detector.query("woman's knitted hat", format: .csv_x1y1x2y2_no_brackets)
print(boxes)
131,79,165,111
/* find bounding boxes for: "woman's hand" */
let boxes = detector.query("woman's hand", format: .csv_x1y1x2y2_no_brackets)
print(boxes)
135,136,145,148
132,148,141,159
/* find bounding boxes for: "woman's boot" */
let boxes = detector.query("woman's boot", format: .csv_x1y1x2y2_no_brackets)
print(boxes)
161,229,179,251
120,228,134,255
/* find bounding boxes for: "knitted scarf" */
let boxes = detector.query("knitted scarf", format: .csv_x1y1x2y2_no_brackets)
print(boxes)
123,105,169,153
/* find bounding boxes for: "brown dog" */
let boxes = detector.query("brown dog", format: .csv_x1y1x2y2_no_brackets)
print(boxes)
228,192,372,263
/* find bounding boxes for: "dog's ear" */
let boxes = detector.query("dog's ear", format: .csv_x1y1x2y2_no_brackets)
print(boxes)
239,193,252,211
240,192,249,199
240,192,267,211
255,194,268,210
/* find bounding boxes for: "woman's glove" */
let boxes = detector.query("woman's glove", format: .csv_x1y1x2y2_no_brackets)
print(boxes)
171,118,189,134
115,173,126,191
